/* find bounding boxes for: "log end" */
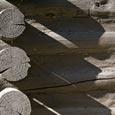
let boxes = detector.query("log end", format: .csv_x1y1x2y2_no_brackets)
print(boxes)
0,88,31,115
0,47,31,81
0,8,25,40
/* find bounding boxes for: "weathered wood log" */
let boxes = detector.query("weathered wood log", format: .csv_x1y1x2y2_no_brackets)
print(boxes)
0,87,31,115
9,0,115,18
30,22,115,49
0,78,31,115
13,21,115,55
0,47,31,81
6,0,115,93
0,77,32,115
0,40,30,81
11,54,115,93
7,0,115,55
0,0,25,40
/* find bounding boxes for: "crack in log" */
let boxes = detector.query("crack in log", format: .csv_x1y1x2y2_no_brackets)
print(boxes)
23,77,115,92
0,46,31,81
15,24,25,26
0,68,9,74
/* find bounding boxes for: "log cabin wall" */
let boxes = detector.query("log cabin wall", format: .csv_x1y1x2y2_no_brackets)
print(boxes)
1,0,115,115
5,0,115,95
2,0,115,92
0,1,31,115
7,0,115,55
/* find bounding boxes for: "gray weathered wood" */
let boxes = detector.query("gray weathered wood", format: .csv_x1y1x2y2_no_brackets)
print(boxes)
10,0,115,18
0,40,31,81
8,0,115,55
0,87,31,115
0,0,25,39
12,54,115,93
13,21,115,55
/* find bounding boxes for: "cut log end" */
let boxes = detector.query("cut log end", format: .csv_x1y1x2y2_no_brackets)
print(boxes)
0,47,31,81
0,87,31,115
0,8,25,39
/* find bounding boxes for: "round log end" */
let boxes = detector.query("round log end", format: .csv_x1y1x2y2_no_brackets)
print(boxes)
0,47,31,81
0,8,25,39
0,88,31,115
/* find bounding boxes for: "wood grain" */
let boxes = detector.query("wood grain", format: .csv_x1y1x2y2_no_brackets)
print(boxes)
0,0,25,39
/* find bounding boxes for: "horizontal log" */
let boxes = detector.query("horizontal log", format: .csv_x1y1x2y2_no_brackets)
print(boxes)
11,21,115,55
12,54,115,93
0,78,31,115
0,0,25,39
31,91,115,115
0,87,31,115
9,0,115,18
0,40,31,81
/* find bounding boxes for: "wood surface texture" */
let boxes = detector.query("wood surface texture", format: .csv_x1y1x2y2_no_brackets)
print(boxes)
0,0,25,39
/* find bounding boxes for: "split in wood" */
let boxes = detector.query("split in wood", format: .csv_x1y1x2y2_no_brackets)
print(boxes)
0,0,25,40
0,46,31,81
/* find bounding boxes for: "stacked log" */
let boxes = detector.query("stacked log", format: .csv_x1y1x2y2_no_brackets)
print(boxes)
0,1,31,115
0,78,31,115
8,0,115,55
0,41,30,81
0,41,31,114
0,0,25,40
0,87,31,115
2,0,115,114
8,0,115,94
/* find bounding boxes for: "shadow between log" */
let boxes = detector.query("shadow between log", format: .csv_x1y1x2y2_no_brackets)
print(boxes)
6,1,113,115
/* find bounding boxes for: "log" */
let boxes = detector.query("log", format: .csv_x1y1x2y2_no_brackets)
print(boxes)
13,21,115,55
0,78,31,115
9,0,115,20
0,0,25,40
7,0,115,55
30,23,115,49
0,40,30,81
0,46,31,81
0,87,31,115
12,54,115,93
